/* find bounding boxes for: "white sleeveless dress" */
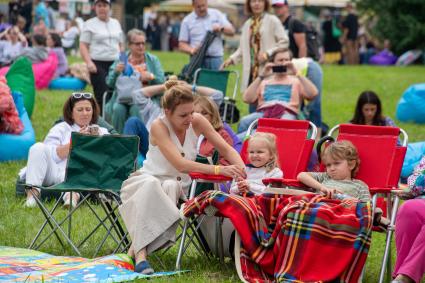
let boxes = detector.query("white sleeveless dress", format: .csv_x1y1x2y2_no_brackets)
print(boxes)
119,115,198,255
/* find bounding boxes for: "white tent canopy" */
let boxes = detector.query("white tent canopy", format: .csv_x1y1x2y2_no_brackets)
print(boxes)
227,0,350,7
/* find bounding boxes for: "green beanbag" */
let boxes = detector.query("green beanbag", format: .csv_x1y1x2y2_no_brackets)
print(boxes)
6,57,36,118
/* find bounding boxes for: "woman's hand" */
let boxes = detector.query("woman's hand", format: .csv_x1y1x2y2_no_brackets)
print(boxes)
261,62,274,77
219,165,246,179
284,61,298,76
115,62,125,73
56,143,71,160
257,52,268,65
220,58,233,70
79,126,91,135
87,61,97,73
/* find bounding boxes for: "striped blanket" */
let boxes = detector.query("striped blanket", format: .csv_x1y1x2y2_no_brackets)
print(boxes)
183,191,373,283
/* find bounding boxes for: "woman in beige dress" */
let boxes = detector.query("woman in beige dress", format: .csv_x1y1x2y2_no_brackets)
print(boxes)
119,79,246,274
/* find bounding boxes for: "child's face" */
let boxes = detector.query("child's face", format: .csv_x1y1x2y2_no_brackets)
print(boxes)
323,156,355,181
248,139,273,168
194,103,212,124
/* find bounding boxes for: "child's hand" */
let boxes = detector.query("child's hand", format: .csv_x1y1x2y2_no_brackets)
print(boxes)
319,186,342,198
236,177,249,193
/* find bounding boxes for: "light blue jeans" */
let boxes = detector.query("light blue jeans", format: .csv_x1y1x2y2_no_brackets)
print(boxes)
202,56,223,70
303,61,323,128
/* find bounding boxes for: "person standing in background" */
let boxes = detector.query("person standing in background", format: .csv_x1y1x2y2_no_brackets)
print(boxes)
341,3,359,64
179,0,235,70
272,0,307,59
79,0,124,112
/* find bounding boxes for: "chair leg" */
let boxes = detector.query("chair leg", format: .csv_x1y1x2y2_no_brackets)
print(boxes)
176,218,189,270
378,195,400,283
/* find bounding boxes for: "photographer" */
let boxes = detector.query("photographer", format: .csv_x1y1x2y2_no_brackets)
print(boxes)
237,48,317,139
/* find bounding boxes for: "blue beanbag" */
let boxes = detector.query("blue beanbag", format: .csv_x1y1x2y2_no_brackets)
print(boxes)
49,77,87,91
401,142,425,178
0,91,35,161
396,83,425,123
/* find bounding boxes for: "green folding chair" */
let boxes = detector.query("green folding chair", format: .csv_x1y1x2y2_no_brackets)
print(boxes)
193,68,240,124
27,132,139,257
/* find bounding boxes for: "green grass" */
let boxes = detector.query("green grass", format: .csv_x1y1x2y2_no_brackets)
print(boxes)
1,52,425,282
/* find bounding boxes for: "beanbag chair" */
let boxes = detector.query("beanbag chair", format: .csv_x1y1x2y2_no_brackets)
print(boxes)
49,77,87,90
401,142,425,178
0,91,35,161
2,57,36,118
0,51,58,90
0,77,23,134
396,50,422,66
369,50,398,65
33,51,58,89
396,83,425,123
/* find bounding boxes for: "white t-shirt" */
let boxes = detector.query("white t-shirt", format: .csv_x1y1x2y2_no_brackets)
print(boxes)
0,41,24,63
61,26,80,48
80,17,124,61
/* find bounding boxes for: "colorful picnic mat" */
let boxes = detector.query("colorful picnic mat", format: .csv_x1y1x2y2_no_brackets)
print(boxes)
0,246,184,282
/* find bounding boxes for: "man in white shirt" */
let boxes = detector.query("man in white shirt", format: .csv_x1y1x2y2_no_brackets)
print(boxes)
178,0,235,70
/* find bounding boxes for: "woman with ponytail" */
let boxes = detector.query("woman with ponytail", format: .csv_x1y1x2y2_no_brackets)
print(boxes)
119,79,246,274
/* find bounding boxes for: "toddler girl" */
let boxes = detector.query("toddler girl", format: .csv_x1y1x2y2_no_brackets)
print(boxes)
297,140,370,201
230,132,283,195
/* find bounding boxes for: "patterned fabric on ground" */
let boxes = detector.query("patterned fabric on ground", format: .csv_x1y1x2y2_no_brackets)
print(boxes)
0,246,185,282
183,191,372,283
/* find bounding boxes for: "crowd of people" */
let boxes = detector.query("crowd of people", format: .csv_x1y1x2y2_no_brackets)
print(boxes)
0,0,423,282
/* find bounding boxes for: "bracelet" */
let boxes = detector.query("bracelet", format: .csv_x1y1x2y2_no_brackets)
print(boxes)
192,84,197,94
214,165,220,175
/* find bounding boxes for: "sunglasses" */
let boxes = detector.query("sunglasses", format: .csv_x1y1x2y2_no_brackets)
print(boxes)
72,92,93,99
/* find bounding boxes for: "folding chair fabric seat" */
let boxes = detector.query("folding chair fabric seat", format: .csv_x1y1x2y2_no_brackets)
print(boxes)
28,132,139,257
326,123,408,283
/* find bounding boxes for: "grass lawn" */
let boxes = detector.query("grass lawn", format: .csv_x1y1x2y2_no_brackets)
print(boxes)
1,52,425,282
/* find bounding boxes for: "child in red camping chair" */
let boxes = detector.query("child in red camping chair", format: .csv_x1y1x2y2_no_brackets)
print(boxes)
230,132,283,195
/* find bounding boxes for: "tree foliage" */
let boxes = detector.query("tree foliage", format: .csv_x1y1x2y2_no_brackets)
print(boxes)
356,0,425,55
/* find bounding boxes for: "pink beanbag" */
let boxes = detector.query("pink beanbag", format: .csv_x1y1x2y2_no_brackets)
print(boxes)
0,52,58,90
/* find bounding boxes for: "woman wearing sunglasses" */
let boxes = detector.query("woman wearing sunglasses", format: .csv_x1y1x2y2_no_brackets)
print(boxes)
20,92,109,208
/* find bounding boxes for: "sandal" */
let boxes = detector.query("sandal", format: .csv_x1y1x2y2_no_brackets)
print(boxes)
134,260,154,275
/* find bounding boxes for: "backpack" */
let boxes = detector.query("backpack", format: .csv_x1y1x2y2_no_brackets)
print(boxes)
288,17,321,61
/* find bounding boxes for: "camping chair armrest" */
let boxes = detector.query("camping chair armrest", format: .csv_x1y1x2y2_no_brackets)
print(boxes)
189,172,233,183
369,187,399,195
262,178,306,188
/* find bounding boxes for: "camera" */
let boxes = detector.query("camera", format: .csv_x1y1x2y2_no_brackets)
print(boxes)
272,65,287,73
87,125,100,136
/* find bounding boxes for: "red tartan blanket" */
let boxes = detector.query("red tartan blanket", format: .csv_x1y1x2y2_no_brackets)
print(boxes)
183,191,372,283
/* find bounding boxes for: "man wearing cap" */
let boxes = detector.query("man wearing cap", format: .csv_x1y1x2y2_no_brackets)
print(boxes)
178,0,235,70
272,0,307,59
80,0,124,111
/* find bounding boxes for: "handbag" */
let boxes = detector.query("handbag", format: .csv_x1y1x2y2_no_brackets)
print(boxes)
219,98,240,124
332,18,342,38
115,72,142,104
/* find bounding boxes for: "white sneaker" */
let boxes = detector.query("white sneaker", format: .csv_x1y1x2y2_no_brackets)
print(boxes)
63,193,79,209
24,196,37,208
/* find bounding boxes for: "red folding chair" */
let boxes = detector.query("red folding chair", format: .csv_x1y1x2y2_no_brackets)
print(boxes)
176,118,318,270
325,124,408,283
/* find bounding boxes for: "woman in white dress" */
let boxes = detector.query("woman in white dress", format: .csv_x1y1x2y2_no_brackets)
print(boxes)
119,79,246,274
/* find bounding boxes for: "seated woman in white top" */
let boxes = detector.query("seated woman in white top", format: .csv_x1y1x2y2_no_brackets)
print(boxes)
0,26,27,66
21,92,109,208
119,79,246,275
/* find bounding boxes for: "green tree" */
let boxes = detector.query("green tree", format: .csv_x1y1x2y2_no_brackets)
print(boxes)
357,0,425,55
125,0,160,16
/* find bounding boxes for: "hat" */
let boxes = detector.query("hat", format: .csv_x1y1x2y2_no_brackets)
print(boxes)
271,0,288,7
94,0,111,5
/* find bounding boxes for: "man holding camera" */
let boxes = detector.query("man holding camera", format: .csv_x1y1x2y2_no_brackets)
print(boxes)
236,48,318,139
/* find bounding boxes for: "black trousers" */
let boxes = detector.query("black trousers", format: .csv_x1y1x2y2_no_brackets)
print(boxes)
89,60,114,112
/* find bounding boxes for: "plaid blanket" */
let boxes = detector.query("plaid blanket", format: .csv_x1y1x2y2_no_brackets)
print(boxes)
183,191,373,283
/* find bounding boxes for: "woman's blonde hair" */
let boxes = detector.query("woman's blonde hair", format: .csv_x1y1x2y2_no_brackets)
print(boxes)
161,77,194,112
322,140,361,177
248,132,279,172
194,95,223,130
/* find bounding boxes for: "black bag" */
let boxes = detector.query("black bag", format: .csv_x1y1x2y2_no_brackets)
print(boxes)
219,99,240,124
288,17,321,61
178,31,218,83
